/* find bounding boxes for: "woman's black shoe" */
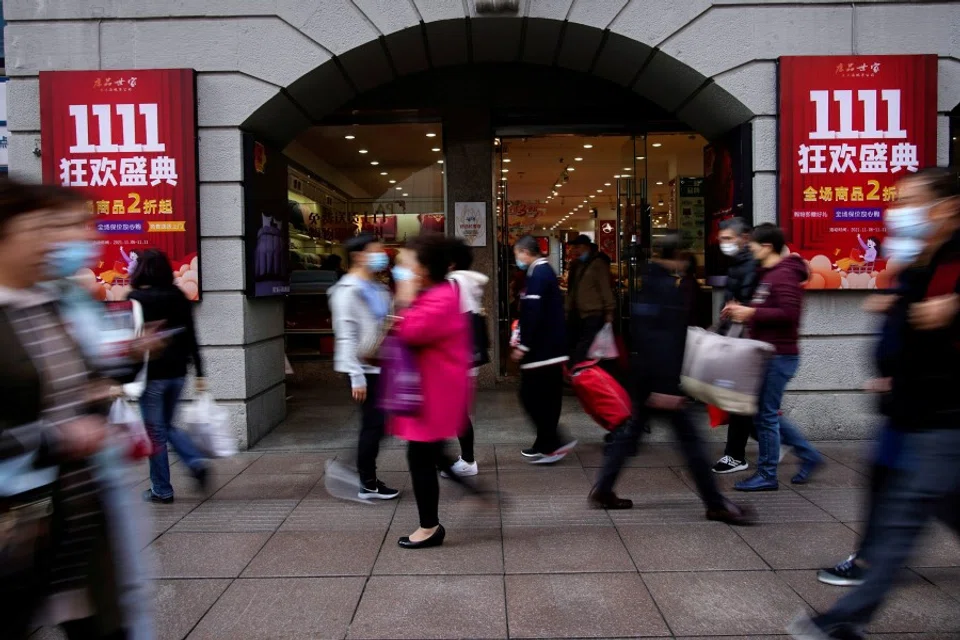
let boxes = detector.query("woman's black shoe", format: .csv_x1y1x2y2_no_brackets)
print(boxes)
398,524,446,549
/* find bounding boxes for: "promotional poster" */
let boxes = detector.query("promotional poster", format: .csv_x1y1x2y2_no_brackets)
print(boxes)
243,135,291,297
39,69,200,300
779,55,937,289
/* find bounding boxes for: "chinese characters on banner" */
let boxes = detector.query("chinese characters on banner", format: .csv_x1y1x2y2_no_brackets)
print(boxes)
40,69,200,300
779,55,937,290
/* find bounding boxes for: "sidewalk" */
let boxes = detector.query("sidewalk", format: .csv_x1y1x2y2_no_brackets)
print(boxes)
35,439,960,639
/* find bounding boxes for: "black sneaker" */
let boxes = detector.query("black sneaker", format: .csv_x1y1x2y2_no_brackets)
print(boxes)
520,448,544,459
194,465,210,492
142,489,174,504
358,479,400,501
712,455,749,474
817,553,866,587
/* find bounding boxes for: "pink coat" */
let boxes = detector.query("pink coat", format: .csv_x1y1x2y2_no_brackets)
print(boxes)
388,283,472,443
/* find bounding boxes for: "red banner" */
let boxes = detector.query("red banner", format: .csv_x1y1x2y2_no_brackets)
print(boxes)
40,69,200,300
779,55,937,290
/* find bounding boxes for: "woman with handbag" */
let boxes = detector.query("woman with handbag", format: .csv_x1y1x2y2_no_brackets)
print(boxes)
388,234,473,549
0,178,123,639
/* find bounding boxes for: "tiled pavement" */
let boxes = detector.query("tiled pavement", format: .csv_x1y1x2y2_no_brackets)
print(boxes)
32,437,960,639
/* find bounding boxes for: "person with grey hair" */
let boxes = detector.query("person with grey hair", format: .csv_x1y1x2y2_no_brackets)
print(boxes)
712,217,762,474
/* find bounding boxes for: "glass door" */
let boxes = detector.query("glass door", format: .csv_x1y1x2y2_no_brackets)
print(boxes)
616,135,648,344
494,139,513,377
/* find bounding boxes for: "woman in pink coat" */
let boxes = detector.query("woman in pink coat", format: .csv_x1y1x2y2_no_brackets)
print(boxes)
389,234,473,549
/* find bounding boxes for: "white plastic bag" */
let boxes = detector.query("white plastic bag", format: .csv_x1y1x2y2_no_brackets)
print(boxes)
108,398,152,460
587,323,619,360
182,393,237,458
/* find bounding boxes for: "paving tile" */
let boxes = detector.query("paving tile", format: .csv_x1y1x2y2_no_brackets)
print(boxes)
781,461,868,490
729,491,838,524
171,499,299,532
149,532,271,578
135,472,234,502
607,467,697,496
373,525,503,575
778,569,960,634
280,494,398,531
347,575,507,639
503,526,636,574
607,494,711,526
816,441,873,472
305,469,408,499
914,567,960,601
154,579,231,640
211,472,321,500
202,452,262,476
498,468,593,495
501,494,612,528
188,577,364,640
619,523,767,572
142,499,202,540
674,465,792,494
576,442,688,468
243,452,332,474
642,571,812,636
391,488,502,530
505,573,670,638
802,488,865,522
911,523,960,568
243,530,384,577
734,522,860,570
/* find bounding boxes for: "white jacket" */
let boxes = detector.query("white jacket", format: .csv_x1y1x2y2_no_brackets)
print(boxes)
447,270,489,376
328,274,391,389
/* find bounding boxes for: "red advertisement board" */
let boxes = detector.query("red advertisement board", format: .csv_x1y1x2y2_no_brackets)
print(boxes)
40,69,200,300
779,55,937,290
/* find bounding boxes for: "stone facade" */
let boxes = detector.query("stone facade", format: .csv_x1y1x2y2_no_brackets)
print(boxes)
4,0,959,446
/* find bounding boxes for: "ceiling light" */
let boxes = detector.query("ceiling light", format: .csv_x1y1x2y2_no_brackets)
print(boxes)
426,133,437,138
358,149,368,154
574,157,583,162
402,193,409,196
555,183,562,188
395,186,402,191
583,144,593,149
590,195,596,198
636,156,645,160
652,142,662,148
437,160,443,164
623,167,631,171
380,171,387,176
501,177,507,181
503,158,511,163
656,181,664,185
501,169,509,173
389,179,396,184
567,167,575,171
583,200,588,203
614,175,621,179
597,189,603,193
344,135,355,140
604,182,611,186
370,161,379,165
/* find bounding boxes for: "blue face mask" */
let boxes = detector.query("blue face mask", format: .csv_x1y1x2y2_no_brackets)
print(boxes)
49,241,99,279
367,252,388,273
392,265,415,282
578,252,590,262
516,259,529,271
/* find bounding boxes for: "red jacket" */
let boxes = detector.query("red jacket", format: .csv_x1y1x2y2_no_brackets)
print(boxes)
748,255,808,356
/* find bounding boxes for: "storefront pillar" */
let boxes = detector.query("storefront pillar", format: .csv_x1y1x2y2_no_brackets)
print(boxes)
443,109,497,388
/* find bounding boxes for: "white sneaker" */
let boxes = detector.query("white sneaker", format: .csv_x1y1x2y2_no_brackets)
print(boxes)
441,457,479,478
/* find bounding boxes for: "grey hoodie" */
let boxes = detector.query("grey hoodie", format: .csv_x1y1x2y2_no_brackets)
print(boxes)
328,273,392,390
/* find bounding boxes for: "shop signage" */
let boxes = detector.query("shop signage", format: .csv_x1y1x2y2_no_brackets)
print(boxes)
455,201,487,247
595,220,618,263
40,69,201,300
779,55,937,289
243,135,290,297
677,177,705,253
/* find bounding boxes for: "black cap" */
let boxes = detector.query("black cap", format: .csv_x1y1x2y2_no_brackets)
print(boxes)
571,234,592,246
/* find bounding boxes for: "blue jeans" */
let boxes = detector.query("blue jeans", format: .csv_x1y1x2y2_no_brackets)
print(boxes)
140,377,204,499
755,355,821,480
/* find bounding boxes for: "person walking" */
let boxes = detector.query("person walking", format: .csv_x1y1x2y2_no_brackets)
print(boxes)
788,167,960,640
590,233,753,526
388,235,474,549
566,235,615,364
329,234,400,501
725,224,823,492
129,249,209,504
513,235,577,463
712,217,761,474
443,237,489,478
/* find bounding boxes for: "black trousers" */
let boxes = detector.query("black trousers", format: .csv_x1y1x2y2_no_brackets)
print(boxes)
723,413,756,461
407,441,478,528
569,314,606,365
519,364,565,454
357,373,386,485
458,416,476,463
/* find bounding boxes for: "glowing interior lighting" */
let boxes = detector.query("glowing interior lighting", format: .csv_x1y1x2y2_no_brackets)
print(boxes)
567,167,575,171
589,195,596,198
380,172,387,176
583,144,593,149
358,149,368,154
636,156,645,160
501,169,509,173
426,133,437,138
437,160,444,164
395,186,402,191
597,189,603,193
344,135,355,140
402,193,409,196
656,181,664,185
431,147,441,152
574,157,583,161
604,182,611,187
614,175,621,179
503,158,511,163
651,142,662,148
370,161,379,166
389,179,396,184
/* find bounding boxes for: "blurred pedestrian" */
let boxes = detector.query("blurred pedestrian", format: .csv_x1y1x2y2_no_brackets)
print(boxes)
725,223,823,492
590,233,753,526
328,234,400,501
513,235,577,463
0,178,121,639
129,249,208,504
566,235,615,364
791,169,960,640
712,217,760,474
443,238,489,478
389,235,474,549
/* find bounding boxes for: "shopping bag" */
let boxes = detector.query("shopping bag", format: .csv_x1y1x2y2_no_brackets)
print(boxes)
567,360,631,431
378,335,422,416
322,459,367,503
587,323,618,360
680,326,775,415
108,398,152,460
707,404,730,429
182,393,237,458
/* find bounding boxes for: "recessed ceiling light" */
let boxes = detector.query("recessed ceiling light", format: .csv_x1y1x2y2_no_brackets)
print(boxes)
402,193,409,196
426,133,437,138
583,144,593,149
501,177,507,181
370,161,379,165
636,156,645,160
380,171,387,175
589,195,596,198
651,142,662,148
583,200,588,203
359,149,368,154
614,175,621,179
567,167,575,171
574,157,583,162
656,181,664,185
604,182,611,187
555,183,562,188
437,160,443,164
345,135,355,140
395,186,402,190
597,189,603,193
431,147,441,152
389,179,396,184
503,158,511,163
501,169,509,173
623,167,631,171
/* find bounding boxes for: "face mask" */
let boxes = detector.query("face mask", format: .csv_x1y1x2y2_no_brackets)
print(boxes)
392,265,415,282
49,241,98,279
578,252,590,262
366,252,388,273
516,259,529,271
720,242,739,257
885,205,934,240
883,237,923,264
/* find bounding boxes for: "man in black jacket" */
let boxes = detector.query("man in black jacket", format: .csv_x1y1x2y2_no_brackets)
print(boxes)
712,217,761,474
590,234,753,526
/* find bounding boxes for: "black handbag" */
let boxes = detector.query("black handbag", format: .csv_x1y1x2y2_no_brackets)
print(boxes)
469,310,491,367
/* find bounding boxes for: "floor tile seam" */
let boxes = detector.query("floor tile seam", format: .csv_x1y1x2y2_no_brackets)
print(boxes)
493,452,515,639
770,567,827,619
728,520,779,572
178,576,236,640
906,566,960,606
636,569,678,638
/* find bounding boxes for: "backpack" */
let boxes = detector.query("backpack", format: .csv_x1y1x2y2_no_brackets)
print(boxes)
450,280,491,368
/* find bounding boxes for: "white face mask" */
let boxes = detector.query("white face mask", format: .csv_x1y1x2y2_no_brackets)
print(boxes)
885,205,934,240
883,236,923,265
720,242,739,257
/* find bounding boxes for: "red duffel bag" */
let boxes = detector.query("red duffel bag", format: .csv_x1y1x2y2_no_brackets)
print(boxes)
567,360,632,432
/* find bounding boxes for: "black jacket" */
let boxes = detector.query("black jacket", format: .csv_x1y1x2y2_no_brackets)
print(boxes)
129,286,204,380
517,259,568,369
629,260,689,396
723,248,759,305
